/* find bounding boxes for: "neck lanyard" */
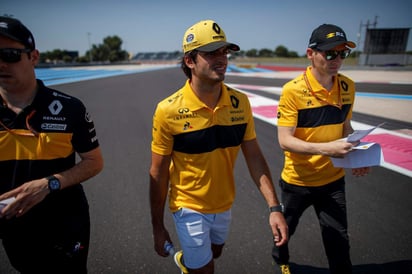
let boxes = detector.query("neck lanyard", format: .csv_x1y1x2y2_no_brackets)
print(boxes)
0,109,39,137
0,93,39,137
303,71,342,109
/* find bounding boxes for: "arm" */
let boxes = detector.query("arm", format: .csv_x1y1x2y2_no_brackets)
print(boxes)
241,139,288,246
149,152,172,257
277,125,354,158
0,147,103,218
278,122,370,176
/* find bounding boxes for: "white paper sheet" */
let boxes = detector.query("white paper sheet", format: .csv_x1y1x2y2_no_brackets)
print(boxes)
346,122,385,143
332,122,385,168
331,143,383,168
0,197,16,212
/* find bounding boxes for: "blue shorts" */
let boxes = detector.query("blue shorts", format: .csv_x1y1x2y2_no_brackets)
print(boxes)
172,208,231,269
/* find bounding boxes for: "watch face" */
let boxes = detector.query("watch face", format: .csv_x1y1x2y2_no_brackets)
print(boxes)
49,179,60,191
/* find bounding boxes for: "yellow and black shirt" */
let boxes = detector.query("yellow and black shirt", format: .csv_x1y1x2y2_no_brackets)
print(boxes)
152,80,256,213
0,80,99,194
277,66,355,187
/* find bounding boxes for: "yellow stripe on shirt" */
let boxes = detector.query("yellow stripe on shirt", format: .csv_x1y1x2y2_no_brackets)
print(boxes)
0,131,73,161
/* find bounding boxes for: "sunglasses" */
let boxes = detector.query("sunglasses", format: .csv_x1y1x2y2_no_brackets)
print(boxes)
318,49,351,61
0,48,32,63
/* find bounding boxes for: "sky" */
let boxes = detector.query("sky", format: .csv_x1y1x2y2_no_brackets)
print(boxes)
2,0,412,57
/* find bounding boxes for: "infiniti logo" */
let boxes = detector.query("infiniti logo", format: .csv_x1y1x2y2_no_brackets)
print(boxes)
178,108,189,114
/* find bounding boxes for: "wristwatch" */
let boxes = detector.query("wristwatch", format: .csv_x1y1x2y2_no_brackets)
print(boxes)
269,204,284,213
46,175,61,193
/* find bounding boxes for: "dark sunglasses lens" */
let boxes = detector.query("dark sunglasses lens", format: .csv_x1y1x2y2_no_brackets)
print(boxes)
340,50,350,59
324,51,336,60
0,49,22,63
324,50,350,60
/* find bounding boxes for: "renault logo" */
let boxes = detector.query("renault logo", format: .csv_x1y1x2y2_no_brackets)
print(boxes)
48,100,63,115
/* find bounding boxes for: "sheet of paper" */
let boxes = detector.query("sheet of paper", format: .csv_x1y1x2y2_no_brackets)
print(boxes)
352,142,376,150
331,143,383,168
0,197,15,211
346,122,385,142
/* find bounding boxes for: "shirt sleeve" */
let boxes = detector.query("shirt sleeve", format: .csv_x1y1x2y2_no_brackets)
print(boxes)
277,83,298,127
151,103,174,155
243,96,257,141
71,100,99,153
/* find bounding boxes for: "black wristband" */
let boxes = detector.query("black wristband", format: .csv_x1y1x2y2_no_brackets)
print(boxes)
269,204,284,213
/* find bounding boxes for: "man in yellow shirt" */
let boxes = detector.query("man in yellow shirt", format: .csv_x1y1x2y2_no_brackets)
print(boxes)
273,24,369,274
149,19,287,273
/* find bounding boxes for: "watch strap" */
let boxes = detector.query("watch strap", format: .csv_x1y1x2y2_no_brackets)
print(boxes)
269,204,284,213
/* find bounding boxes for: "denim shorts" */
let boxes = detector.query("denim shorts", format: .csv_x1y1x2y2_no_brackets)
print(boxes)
173,208,231,269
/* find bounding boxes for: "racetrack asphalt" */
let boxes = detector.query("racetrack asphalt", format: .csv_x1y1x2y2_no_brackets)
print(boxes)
0,65,411,274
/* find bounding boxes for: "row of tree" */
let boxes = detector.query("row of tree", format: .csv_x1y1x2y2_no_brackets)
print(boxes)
236,46,299,58
40,35,129,64
236,46,363,58
39,35,363,64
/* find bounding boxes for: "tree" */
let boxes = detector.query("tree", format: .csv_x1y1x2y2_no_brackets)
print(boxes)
246,49,258,57
86,35,129,62
287,51,299,58
274,45,289,57
39,49,78,63
258,48,273,57
351,50,362,58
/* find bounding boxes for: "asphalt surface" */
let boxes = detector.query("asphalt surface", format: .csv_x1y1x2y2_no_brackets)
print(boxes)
1,67,411,274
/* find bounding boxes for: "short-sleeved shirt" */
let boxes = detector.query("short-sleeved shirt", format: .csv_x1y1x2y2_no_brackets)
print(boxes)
0,79,99,194
276,66,355,186
152,80,256,213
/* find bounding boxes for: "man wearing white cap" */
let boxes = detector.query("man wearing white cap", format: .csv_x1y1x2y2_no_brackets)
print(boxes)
149,19,288,273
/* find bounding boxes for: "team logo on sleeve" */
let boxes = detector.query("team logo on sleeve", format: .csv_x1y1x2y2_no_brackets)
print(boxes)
85,112,93,123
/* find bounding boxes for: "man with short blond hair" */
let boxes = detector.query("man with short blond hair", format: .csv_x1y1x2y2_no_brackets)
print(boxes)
273,24,370,274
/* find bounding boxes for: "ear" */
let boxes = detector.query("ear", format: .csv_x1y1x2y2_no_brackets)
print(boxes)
306,48,315,60
184,54,195,69
30,49,40,66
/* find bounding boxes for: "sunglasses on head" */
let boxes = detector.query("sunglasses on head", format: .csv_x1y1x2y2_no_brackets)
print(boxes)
318,49,351,61
0,48,32,63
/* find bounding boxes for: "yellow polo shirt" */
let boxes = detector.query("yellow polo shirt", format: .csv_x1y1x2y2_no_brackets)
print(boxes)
152,80,256,213
277,66,355,186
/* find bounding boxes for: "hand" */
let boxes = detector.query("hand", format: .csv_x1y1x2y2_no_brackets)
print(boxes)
269,212,288,246
323,140,354,158
352,167,370,177
0,179,49,219
152,227,172,257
